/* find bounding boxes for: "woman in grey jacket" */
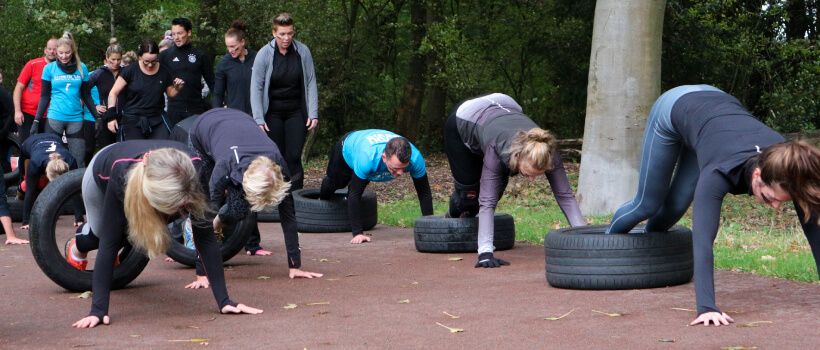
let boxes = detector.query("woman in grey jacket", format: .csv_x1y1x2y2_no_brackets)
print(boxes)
250,13,318,191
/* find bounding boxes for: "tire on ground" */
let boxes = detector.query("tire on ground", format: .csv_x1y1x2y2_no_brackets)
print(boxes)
2,134,22,187
413,214,515,253
165,212,257,267
544,224,694,290
257,206,280,222
28,169,149,292
5,186,22,223
293,188,377,233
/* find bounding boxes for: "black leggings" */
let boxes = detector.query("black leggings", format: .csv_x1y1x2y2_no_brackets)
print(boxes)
17,112,42,144
120,118,172,141
444,110,483,185
264,108,305,190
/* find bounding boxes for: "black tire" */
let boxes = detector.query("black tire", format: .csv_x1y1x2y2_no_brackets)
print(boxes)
413,214,516,253
7,188,22,222
544,224,694,290
257,206,280,222
2,134,22,187
293,188,377,233
29,169,149,292
164,212,257,267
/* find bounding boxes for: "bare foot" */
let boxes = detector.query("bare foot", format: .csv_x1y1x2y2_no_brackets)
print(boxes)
164,257,175,263
19,225,29,230
247,249,273,256
5,237,29,245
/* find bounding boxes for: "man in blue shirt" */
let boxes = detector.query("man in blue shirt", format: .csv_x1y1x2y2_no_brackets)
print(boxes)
320,129,434,243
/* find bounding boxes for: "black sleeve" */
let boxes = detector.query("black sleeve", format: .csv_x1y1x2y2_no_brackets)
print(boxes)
347,174,371,237
0,88,13,139
796,206,820,280
209,161,231,208
88,70,101,91
21,160,40,225
201,53,215,94
191,217,237,311
34,81,52,121
217,185,250,225
212,63,226,108
80,81,101,120
412,173,434,216
89,181,128,320
278,193,301,268
691,170,732,315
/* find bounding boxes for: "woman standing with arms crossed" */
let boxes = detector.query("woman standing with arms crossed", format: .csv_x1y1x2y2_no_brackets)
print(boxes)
68,140,262,328
87,38,123,162
250,13,318,191
31,32,101,167
104,40,184,141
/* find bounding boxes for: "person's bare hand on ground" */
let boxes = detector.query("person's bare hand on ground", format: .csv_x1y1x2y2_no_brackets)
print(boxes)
690,312,734,327
221,304,263,314
5,237,29,245
185,275,210,289
72,315,109,328
350,234,370,244
289,268,323,279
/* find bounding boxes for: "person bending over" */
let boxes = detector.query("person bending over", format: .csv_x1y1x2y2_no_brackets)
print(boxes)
320,129,433,244
67,141,262,328
444,93,585,268
607,85,820,327
19,133,80,230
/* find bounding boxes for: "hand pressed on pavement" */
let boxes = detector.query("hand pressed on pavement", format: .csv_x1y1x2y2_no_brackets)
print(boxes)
221,304,263,315
72,315,110,328
185,275,210,289
289,268,323,279
690,312,734,327
350,234,371,244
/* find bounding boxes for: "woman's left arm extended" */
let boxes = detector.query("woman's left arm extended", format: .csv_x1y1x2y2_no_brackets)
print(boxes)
544,150,585,227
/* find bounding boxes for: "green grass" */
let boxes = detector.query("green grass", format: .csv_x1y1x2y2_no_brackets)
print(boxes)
377,172,819,283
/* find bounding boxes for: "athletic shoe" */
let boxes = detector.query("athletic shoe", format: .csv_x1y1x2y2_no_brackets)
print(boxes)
65,238,88,271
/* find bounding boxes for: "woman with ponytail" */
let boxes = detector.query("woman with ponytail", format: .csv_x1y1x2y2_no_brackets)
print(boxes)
444,93,585,268
87,38,124,163
19,133,79,229
180,108,321,289
607,85,820,328
68,140,262,328
31,32,101,167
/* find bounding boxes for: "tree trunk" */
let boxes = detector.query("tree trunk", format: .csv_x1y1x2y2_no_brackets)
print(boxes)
108,0,115,38
576,0,666,216
395,0,427,143
423,1,446,145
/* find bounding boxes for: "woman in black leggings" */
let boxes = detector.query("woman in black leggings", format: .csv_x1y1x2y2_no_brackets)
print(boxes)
86,38,123,163
68,140,262,328
104,40,184,141
608,85,820,327
182,108,321,288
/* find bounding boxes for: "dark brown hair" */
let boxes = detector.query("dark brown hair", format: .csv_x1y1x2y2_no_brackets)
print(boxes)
759,141,820,221
384,137,412,164
226,19,248,42
271,13,294,29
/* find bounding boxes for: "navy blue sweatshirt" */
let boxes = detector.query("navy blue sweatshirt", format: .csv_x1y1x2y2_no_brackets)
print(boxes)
213,49,257,114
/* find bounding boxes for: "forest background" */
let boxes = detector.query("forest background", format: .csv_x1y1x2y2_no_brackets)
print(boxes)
2,0,820,155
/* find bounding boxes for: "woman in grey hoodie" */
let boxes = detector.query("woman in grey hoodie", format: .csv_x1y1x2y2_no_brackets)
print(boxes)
250,12,318,191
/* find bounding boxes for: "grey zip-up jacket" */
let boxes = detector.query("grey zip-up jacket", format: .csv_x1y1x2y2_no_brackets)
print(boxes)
250,39,318,124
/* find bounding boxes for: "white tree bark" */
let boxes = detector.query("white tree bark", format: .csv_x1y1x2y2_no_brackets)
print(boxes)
577,0,666,216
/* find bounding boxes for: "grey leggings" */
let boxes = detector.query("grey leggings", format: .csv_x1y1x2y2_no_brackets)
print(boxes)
75,144,111,252
607,85,723,234
45,119,86,168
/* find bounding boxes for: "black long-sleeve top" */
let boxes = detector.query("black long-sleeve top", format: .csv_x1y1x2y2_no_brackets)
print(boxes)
189,108,302,268
88,66,119,108
671,91,820,315
20,134,77,224
159,43,214,114
87,140,236,320
0,83,15,140
213,49,257,114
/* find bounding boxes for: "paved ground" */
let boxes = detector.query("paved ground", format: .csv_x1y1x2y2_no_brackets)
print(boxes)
1,222,819,349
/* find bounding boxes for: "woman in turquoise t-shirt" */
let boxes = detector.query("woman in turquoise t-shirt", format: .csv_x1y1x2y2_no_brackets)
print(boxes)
31,32,100,167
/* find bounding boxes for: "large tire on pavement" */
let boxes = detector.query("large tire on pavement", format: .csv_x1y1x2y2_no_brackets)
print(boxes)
544,224,694,290
413,214,516,253
165,212,257,267
2,134,22,187
257,206,280,222
6,186,22,222
293,188,377,233
29,169,149,292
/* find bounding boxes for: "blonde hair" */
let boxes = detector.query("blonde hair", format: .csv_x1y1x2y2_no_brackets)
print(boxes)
45,153,70,181
57,32,84,78
123,148,207,258
122,51,138,66
508,127,557,173
759,141,820,222
242,156,291,212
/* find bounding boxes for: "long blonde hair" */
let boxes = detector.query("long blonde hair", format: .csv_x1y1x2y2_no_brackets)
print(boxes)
45,153,69,181
243,156,291,212
123,148,207,258
508,127,557,173
57,32,84,78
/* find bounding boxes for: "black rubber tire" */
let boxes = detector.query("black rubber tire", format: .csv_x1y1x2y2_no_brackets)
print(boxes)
164,212,257,267
29,169,149,292
2,134,22,187
293,188,377,233
544,224,694,290
413,214,516,253
7,189,22,222
257,206,280,222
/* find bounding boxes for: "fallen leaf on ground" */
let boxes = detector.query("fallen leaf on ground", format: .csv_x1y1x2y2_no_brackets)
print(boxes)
319,258,328,262
542,309,574,321
738,321,772,328
671,308,696,312
257,276,270,280
49,297,55,300
283,304,297,310
71,291,92,299
658,339,676,343
411,282,419,285
591,310,623,317
720,347,756,350
436,322,465,333
186,326,199,329
397,300,410,304
306,302,330,306
168,339,212,343
327,278,339,281
345,274,357,277
383,263,392,266
443,311,460,319
130,335,141,338
71,344,94,348
725,310,745,314
448,257,463,261
330,261,341,263
314,311,329,316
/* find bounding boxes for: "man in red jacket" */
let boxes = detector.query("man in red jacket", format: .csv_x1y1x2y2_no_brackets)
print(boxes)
13,38,58,142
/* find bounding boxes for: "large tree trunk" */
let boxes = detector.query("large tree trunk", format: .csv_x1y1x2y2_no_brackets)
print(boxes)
395,0,427,143
108,0,115,38
576,0,666,216
423,1,446,145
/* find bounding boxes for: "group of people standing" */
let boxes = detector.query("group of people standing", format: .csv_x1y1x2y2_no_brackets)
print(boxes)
1,11,819,332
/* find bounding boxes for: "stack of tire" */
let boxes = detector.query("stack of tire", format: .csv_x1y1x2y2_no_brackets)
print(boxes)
291,188,377,233
413,214,515,253
543,225,694,290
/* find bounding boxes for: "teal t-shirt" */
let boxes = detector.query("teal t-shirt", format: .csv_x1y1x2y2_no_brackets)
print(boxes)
341,129,426,182
41,61,90,122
